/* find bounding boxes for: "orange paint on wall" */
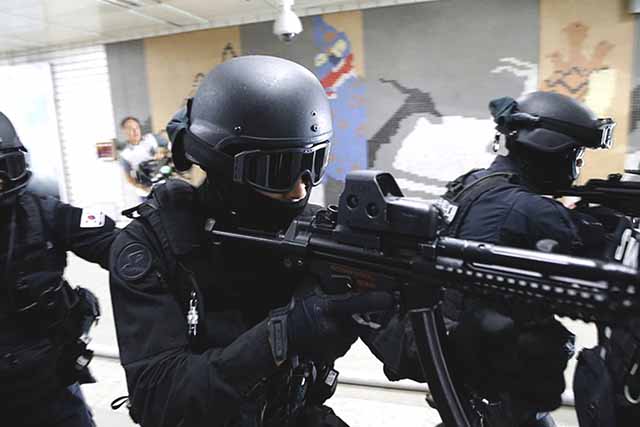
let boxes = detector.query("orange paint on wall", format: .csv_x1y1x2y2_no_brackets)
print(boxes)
539,0,634,180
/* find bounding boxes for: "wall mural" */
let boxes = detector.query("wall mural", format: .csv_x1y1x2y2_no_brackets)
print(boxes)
539,0,633,179
361,0,540,199
367,79,442,167
182,42,238,107
626,83,640,175
106,0,638,201
222,42,239,62
312,16,367,200
627,14,640,176
368,58,537,199
542,22,614,102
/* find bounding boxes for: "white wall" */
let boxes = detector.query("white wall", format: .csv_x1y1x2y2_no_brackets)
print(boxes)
0,46,128,220
0,62,66,199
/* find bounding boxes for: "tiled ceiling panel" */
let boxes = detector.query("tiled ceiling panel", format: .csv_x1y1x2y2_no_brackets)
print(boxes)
0,0,435,58
51,7,166,33
134,4,208,26
164,0,271,19
1,0,107,19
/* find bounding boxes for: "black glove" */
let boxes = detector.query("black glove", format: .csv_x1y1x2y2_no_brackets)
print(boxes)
449,307,574,412
570,205,633,260
273,287,395,363
73,287,101,335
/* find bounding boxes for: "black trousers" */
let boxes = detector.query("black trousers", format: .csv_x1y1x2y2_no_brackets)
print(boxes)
12,383,95,427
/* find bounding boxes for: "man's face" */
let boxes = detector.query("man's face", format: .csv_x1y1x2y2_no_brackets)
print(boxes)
258,177,308,202
122,119,142,145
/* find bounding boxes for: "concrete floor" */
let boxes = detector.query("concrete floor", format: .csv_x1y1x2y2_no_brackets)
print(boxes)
67,254,583,426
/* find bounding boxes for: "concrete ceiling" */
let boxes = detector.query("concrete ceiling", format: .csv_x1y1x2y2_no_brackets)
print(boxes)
0,0,433,58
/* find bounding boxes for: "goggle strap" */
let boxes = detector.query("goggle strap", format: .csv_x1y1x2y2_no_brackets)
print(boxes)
509,113,614,149
184,129,234,179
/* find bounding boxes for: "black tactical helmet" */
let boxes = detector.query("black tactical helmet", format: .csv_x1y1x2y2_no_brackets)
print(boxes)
490,91,615,153
488,91,615,189
0,112,31,201
168,55,332,195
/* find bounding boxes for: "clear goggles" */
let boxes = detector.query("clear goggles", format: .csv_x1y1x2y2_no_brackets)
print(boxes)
596,118,616,149
232,142,330,193
0,150,28,181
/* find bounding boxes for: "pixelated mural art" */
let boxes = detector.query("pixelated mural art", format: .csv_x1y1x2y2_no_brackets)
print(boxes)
370,58,538,199
312,16,367,184
542,22,614,103
391,115,497,196
491,58,539,95
367,79,442,167
627,84,640,177
631,86,640,134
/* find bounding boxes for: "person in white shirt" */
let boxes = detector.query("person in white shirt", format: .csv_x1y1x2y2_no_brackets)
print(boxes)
118,116,167,199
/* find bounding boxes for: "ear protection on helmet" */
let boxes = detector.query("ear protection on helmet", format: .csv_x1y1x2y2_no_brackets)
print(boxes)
167,100,194,172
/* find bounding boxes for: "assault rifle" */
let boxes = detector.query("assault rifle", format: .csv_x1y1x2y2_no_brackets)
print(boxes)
207,170,640,427
553,170,640,217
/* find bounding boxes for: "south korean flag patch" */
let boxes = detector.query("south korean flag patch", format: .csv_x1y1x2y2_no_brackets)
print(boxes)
80,208,106,228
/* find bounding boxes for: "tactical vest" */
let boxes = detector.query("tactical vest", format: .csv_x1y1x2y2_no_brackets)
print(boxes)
1,193,67,325
574,215,640,427
124,180,336,426
437,169,517,323
0,192,68,408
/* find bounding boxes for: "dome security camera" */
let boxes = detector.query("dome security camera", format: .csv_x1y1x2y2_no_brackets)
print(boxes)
273,1,302,43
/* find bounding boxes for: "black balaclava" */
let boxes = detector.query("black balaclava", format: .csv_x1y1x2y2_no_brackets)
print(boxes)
198,173,311,232
506,140,580,192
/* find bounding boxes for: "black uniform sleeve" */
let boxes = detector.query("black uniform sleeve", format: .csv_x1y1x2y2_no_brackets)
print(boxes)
501,194,582,254
40,196,119,269
109,222,280,427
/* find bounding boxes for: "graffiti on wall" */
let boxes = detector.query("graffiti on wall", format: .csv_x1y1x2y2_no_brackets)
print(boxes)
542,22,615,106
627,84,640,173
367,79,442,167
222,42,238,62
312,16,367,184
492,57,539,94
369,58,538,198
182,42,239,106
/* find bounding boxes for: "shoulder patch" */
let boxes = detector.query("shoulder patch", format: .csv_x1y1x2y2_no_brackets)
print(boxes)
117,242,153,281
80,208,106,228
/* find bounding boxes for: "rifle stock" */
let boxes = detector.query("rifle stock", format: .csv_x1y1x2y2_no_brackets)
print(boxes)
209,170,640,426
